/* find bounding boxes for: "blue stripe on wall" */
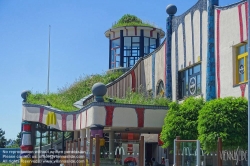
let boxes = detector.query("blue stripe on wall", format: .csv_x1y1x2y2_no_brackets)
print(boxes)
206,0,218,100
175,29,179,100
166,16,173,99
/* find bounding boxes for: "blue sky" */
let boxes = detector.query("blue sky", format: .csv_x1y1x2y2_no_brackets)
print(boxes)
0,0,240,140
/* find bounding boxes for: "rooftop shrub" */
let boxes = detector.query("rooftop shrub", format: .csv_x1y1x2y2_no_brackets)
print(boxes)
112,14,155,28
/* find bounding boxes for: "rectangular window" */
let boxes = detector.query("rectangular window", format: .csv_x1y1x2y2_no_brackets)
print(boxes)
111,38,120,69
144,37,150,55
236,43,248,84
178,64,201,99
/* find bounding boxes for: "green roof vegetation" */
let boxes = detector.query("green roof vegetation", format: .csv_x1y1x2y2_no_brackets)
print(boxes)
112,14,155,28
27,71,170,112
26,71,123,111
107,88,170,106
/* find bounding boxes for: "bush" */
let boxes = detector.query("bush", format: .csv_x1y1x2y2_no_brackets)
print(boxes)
198,97,248,152
112,14,155,28
160,97,204,148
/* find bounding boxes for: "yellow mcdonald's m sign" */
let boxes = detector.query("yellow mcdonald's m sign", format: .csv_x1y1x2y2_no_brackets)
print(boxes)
46,112,56,125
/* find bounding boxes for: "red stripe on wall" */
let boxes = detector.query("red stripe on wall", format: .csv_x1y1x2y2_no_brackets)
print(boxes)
240,84,246,97
105,106,115,126
73,114,76,130
238,4,244,42
135,108,144,127
134,26,137,36
216,10,221,98
150,28,156,37
61,114,67,131
130,70,136,92
245,2,248,39
39,108,44,123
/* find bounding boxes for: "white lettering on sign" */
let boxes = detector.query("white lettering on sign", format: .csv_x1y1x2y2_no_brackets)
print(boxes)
220,147,247,164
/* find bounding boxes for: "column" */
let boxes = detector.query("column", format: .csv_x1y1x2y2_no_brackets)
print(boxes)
165,4,177,100
74,131,79,140
80,129,86,146
109,131,114,159
206,0,219,100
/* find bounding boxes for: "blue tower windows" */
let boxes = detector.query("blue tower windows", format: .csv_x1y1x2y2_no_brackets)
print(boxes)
111,38,120,68
144,37,156,56
123,37,141,67
109,32,159,69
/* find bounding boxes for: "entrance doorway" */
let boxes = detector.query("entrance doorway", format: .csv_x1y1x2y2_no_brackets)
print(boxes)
145,143,153,165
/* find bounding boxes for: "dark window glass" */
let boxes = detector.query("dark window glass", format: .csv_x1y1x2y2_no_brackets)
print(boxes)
178,64,201,99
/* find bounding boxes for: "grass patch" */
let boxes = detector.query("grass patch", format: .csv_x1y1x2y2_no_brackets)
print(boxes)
27,71,123,111
0,163,19,166
107,88,170,106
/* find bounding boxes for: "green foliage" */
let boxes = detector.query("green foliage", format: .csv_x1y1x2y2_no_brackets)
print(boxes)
8,132,22,148
109,88,170,106
160,97,204,148
0,163,20,166
112,14,155,28
0,129,6,148
27,71,123,111
198,97,247,152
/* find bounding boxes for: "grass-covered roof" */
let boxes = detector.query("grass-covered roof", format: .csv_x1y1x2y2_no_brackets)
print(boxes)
26,71,123,111
26,71,170,112
112,14,156,28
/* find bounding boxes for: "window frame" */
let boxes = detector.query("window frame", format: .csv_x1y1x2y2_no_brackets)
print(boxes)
178,63,201,99
236,44,248,84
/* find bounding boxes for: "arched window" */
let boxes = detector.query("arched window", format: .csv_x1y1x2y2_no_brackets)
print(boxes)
156,80,165,97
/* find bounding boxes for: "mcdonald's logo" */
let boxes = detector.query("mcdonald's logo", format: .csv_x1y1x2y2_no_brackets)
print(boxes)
46,112,56,125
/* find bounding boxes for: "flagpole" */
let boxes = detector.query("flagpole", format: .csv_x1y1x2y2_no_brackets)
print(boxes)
47,25,51,95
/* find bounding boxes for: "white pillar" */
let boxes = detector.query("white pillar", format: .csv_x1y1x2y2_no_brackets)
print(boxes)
80,129,86,146
74,131,79,140
109,131,114,159
86,128,90,140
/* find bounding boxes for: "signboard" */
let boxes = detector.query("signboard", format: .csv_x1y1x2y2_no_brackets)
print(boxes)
239,64,244,74
0,148,20,163
189,77,196,95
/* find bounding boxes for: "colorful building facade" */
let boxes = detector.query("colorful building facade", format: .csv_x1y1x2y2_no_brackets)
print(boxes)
21,0,249,165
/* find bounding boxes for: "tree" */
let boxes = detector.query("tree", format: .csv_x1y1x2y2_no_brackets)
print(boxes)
0,128,6,148
15,132,21,146
160,97,204,148
198,97,247,152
